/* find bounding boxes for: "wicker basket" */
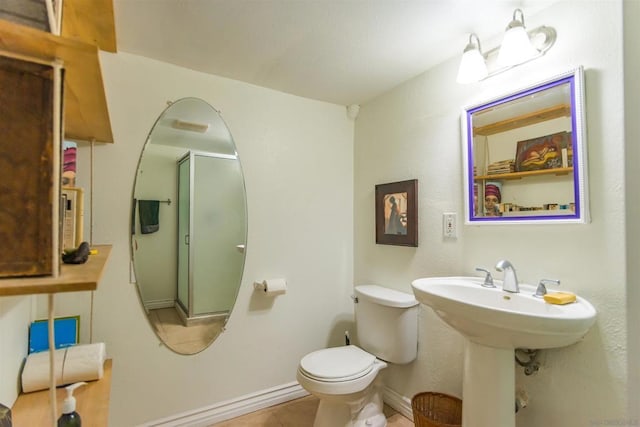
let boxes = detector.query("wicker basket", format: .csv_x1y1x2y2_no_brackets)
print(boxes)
411,392,462,427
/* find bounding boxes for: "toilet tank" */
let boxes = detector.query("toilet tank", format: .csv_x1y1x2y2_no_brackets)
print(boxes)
354,284,419,364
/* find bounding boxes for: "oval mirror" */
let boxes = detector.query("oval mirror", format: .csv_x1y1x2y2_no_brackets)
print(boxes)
461,67,589,224
131,98,247,355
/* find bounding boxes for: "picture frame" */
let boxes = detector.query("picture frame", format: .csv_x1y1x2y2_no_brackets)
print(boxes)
514,131,572,172
29,316,80,353
375,179,418,247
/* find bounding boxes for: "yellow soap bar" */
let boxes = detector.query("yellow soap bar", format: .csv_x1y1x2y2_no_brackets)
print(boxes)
543,292,576,305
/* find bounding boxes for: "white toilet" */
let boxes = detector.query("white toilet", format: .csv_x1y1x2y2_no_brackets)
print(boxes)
296,284,419,427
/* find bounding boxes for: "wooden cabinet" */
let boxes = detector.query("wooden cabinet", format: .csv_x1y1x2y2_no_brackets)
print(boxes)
0,0,116,143
0,56,57,278
0,1,116,277
0,2,116,424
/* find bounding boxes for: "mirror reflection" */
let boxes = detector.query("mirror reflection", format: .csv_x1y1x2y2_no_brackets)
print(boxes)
132,98,247,355
462,67,589,224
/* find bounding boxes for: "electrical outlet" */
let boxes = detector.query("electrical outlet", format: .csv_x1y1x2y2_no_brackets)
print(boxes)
443,212,457,238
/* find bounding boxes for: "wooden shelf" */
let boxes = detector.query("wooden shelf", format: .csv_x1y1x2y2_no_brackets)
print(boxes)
12,359,112,426
502,209,574,217
0,19,114,143
62,0,117,53
475,167,573,181
474,104,571,136
0,245,111,296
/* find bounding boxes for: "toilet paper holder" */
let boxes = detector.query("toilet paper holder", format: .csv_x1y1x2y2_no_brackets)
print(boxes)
253,278,287,296
253,281,268,291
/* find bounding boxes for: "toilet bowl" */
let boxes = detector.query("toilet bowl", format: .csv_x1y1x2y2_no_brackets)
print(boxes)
297,285,419,427
297,345,388,427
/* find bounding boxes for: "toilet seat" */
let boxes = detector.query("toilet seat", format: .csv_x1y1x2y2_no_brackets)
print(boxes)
299,345,376,382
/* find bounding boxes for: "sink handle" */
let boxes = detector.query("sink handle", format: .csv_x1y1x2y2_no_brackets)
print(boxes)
475,267,496,288
534,279,561,297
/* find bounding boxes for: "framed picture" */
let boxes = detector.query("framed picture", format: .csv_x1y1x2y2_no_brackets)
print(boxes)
514,131,572,172
375,179,418,247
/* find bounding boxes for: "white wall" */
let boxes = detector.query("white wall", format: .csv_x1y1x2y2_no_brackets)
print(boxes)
0,50,354,422
355,1,631,426
623,0,640,421
0,296,31,406
2,1,638,425
79,52,354,425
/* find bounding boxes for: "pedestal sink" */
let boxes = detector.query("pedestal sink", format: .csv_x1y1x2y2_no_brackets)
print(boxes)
411,276,597,427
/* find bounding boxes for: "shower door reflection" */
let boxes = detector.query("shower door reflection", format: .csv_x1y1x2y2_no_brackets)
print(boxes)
176,151,246,325
177,154,190,316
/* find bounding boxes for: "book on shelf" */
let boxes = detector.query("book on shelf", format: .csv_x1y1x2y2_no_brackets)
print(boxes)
486,159,515,175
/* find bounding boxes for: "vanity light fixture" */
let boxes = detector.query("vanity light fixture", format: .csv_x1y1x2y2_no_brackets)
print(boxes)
456,34,488,84
456,9,556,84
171,119,210,133
497,9,539,66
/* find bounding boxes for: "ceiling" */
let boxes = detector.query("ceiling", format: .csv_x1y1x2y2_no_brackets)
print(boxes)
113,0,558,106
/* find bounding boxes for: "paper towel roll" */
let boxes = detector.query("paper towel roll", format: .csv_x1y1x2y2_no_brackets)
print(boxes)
21,343,106,393
63,342,106,385
262,278,287,296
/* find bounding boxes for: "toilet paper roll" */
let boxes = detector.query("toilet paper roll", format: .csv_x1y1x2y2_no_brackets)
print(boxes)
262,278,287,296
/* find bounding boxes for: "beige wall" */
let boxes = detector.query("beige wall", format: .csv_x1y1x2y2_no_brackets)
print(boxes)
624,0,640,421
0,296,31,406
0,51,354,423
2,1,638,426
355,1,632,425
93,52,354,425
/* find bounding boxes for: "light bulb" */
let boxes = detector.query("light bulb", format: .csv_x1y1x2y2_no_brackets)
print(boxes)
456,34,488,84
497,9,539,67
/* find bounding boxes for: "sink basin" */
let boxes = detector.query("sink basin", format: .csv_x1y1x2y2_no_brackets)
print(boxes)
411,275,597,427
411,276,596,349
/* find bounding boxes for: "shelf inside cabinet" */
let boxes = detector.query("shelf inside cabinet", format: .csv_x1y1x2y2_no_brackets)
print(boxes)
502,209,575,217
475,167,573,181
474,104,571,136
0,245,112,296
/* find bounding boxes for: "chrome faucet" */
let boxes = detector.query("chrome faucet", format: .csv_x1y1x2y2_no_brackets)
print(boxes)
495,260,519,293
475,267,496,288
534,279,560,297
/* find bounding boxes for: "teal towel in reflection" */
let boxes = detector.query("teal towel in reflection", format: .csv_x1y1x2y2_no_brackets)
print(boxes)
139,200,160,234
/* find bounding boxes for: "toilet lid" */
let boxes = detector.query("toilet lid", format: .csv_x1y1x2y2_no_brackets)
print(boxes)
299,345,376,382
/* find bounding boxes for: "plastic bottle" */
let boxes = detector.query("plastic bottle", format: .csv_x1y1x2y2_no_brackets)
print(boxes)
57,382,86,427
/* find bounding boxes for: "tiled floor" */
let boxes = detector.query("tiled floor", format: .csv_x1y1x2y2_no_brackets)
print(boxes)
148,307,225,354
211,395,415,426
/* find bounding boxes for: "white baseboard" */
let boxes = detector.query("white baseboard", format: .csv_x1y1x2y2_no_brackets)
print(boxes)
383,386,414,420
141,382,412,426
141,382,309,427
144,299,175,311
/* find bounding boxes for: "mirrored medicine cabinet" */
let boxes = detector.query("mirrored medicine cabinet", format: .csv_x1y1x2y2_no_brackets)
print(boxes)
461,67,589,225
